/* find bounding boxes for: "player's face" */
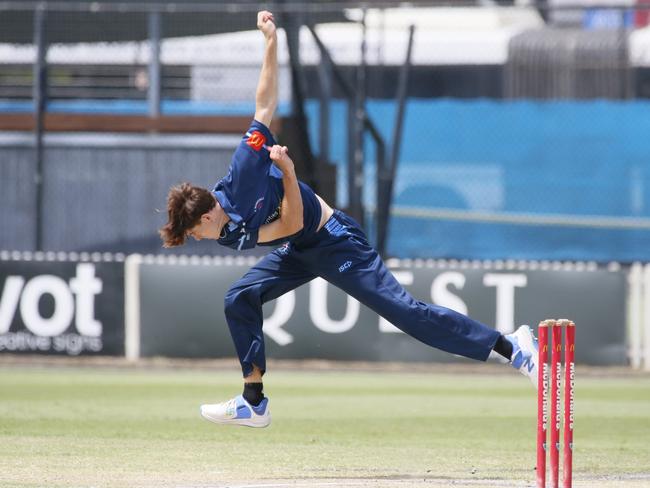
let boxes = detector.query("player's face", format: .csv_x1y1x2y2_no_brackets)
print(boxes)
187,203,227,241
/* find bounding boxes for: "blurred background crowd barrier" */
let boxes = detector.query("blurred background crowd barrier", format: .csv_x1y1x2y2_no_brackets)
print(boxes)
2,0,650,262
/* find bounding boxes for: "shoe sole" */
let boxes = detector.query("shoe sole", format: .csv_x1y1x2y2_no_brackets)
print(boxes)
200,409,271,428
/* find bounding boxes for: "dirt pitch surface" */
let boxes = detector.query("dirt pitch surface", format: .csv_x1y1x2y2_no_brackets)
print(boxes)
184,474,650,488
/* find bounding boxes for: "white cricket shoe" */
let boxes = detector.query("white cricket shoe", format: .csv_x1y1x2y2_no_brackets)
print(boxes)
200,395,271,428
506,325,539,389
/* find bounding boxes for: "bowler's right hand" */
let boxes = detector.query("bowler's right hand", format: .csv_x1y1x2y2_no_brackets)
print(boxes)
257,11,276,39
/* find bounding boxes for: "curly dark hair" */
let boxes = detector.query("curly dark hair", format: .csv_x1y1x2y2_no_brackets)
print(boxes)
159,182,216,247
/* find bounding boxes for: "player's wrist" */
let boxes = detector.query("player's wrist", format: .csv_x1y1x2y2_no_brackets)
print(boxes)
279,163,296,177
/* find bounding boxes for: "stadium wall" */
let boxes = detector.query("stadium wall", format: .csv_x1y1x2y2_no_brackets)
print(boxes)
3,251,650,368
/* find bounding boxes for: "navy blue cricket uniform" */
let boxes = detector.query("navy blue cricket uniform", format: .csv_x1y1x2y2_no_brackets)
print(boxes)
214,120,500,377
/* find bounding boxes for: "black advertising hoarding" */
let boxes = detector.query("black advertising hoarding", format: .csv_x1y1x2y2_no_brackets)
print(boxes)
137,259,627,365
0,256,124,356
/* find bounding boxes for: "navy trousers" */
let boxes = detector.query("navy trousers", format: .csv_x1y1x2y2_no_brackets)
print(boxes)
224,210,501,377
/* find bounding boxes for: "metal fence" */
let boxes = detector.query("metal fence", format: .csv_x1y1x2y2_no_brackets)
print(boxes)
2,1,650,261
0,132,244,255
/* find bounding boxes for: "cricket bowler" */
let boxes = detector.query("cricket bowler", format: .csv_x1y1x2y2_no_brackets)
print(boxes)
160,11,539,428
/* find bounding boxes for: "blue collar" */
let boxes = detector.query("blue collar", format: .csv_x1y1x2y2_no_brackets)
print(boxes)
212,189,242,224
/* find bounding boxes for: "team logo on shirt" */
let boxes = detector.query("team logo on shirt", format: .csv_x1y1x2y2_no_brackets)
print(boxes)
264,205,281,224
254,197,265,212
246,131,266,151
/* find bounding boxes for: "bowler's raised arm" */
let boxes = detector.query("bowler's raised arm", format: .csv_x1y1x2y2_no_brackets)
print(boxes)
254,10,278,128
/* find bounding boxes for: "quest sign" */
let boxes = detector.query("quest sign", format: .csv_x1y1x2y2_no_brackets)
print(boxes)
135,258,627,365
0,258,124,356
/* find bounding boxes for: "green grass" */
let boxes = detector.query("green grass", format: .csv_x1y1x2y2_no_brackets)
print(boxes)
1,365,649,487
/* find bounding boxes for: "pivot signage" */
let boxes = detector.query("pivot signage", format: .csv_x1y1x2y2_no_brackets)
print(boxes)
0,260,124,356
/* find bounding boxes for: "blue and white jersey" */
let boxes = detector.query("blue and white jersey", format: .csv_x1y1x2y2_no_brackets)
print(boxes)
212,120,321,250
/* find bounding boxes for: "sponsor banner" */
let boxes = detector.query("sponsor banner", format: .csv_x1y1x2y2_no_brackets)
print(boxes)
139,261,627,365
0,260,124,356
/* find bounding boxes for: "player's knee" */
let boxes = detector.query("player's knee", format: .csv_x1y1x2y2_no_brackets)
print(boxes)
224,284,260,316
224,287,240,315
